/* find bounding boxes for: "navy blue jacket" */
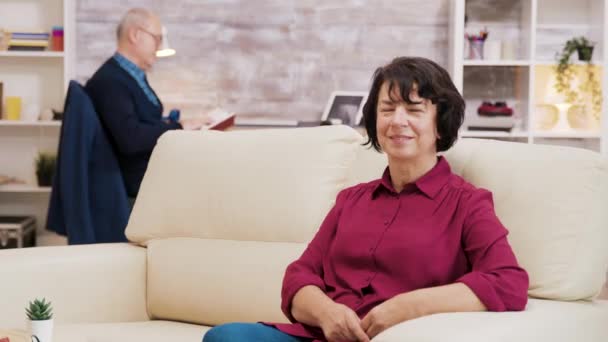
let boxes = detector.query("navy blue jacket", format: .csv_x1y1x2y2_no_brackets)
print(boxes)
47,81,130,244
85,57,181,197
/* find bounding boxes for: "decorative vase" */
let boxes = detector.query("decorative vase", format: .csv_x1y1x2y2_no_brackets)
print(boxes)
28,319,53,342
36,172,53,187
567,104,600,131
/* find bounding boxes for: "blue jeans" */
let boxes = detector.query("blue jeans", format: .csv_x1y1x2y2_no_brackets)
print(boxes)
203,322,310,342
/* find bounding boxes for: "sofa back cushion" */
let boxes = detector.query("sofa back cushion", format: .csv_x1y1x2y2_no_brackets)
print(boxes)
348,138,608,301
127,126,362,245
127,126,362,323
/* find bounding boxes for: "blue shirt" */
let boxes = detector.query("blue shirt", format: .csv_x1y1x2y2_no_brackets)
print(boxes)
112,53,160,107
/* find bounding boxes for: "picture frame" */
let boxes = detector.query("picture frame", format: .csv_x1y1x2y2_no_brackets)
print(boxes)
321,91,368,126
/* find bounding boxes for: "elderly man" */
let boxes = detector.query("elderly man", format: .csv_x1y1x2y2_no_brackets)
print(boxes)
86,8,206,198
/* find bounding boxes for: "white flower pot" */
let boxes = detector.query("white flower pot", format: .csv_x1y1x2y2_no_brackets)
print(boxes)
28,319,53,342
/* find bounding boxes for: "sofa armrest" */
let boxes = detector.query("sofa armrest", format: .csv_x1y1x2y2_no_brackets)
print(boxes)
0,243,149,329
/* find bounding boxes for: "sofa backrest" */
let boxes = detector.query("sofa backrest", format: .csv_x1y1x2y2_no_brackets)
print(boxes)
348,138,608,301
126,126,363,325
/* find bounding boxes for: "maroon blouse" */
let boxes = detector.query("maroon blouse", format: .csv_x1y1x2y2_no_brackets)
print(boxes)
271,156,528,340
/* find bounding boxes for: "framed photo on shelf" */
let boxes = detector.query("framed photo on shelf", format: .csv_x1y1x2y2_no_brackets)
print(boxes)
321,91,368,127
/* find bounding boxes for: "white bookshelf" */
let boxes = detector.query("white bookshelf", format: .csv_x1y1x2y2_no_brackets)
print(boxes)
449,0,608,155
461,130,530,138
0,185,52,193
462,60,533,66
0,120,61,127
0,51,65,58
533,131,602,138
0,0,74,246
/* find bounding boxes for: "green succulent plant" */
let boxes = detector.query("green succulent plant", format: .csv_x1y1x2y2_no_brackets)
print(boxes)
26,298,53,321
554,36,602,122
35,152,56,187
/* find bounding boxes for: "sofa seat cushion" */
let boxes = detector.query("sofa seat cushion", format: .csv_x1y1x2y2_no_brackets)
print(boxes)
147,237,302,325
374,299,608,342
54,321,209,342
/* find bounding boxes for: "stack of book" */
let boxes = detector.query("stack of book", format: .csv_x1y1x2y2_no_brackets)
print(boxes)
8,32,49,51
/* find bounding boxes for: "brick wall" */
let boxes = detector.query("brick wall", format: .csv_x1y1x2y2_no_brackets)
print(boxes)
76,0,449,120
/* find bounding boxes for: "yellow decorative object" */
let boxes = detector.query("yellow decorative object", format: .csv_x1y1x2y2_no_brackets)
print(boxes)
535,104,558,130
5,96,22,120
535,64,603,132
567,104,599,131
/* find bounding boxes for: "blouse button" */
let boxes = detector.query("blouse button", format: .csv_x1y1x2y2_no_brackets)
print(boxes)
384,220,389,225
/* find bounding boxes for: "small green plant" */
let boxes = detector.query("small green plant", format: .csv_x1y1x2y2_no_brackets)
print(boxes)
26,298,53,321
554,36,602,122
35,152,56,187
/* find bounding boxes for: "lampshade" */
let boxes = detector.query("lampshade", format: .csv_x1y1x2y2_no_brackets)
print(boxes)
156,26,176,58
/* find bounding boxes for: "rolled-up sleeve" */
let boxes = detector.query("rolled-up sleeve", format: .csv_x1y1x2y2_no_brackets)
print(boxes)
456,189,529,312
280,189,348,322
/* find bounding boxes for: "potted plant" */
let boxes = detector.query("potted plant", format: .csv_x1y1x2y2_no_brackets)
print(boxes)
26,298,53,342
34,152,56,187
554,36,602,123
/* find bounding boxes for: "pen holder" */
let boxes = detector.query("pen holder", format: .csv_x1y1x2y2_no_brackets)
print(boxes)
468,40,484,59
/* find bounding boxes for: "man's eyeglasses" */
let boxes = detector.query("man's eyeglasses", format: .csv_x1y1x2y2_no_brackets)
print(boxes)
138,27,163,46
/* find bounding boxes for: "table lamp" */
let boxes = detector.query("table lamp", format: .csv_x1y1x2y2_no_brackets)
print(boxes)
156,26,176,58
542,73,576,132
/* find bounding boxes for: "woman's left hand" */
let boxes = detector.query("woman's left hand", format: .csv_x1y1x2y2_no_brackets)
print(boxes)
360,293,419,339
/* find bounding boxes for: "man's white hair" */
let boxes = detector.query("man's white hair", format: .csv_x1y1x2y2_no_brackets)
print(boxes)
116,8,154,41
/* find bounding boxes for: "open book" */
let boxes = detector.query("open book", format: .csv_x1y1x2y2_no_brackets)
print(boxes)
202,108,236,131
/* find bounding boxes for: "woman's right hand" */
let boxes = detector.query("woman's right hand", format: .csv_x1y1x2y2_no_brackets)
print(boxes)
319,302,370,342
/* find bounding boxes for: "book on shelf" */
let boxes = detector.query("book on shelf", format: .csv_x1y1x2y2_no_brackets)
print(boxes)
11,32,50,40
8,46,47,51
9,39,49,47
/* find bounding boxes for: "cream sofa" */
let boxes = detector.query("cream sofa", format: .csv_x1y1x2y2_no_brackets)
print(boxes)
1,126,608,342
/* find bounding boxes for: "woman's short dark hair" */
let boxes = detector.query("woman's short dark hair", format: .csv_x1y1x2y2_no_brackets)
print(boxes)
362,56,465,152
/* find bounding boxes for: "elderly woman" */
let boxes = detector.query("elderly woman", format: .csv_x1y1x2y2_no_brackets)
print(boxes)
203,57,529,342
